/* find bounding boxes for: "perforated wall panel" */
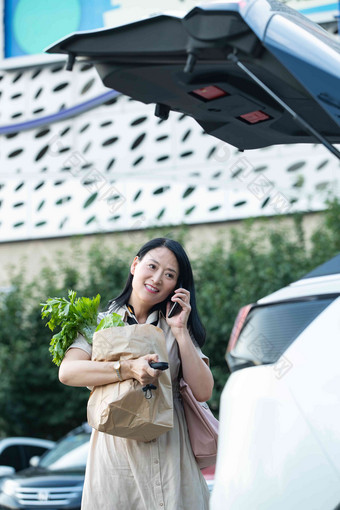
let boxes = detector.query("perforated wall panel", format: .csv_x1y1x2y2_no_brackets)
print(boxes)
0,62,339,242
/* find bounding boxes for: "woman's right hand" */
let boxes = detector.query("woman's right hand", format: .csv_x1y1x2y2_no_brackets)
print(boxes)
125,354,162,386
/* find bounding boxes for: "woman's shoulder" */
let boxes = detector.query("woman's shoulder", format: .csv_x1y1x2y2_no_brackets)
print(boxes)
66,334,92,356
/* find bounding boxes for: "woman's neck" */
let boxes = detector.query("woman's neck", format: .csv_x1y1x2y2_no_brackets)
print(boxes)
127,299,150,324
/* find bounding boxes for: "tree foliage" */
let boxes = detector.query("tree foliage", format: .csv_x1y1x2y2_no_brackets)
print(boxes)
1,199,340,440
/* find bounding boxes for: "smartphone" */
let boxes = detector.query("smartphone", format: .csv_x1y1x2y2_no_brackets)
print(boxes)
168,282,183,318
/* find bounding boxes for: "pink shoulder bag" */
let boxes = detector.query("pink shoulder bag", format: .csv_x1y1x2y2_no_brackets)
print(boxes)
179,378,219,469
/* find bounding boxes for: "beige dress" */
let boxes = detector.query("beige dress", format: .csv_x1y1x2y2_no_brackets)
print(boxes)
70,304,210,510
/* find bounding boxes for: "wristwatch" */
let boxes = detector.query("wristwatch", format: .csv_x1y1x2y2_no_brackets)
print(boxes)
113,360,122,381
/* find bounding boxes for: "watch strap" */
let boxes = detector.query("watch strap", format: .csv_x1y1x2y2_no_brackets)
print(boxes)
114,361,122,381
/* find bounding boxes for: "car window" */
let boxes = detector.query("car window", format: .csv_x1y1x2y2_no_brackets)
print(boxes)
39,433,90,471
228,297,334,371
22,445,51,466
0,445,24,471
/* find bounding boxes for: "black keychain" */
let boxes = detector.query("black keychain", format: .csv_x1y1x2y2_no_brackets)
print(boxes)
142,362,169,399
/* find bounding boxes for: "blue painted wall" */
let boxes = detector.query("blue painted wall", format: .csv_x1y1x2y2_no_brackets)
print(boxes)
5,0,120,57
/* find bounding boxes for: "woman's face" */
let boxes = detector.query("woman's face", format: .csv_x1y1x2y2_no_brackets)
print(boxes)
130,247,180,309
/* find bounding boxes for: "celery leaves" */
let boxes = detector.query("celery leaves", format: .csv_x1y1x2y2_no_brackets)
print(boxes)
96,314,125,331
41,290,124,366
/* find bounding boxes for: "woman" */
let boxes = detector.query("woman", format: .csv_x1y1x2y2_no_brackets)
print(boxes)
59,237,214,510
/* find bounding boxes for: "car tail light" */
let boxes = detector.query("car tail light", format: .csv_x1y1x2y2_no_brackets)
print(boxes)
238,110,272,124
201,464,215,493
226,304,254,371
227,304,253,353
190,85,229,101
201,464,215,478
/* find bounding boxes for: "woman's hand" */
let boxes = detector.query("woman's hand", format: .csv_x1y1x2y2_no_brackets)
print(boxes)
127,354,162,386
166,287,191,331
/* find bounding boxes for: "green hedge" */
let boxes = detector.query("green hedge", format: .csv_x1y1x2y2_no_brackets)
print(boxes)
1,199,340,440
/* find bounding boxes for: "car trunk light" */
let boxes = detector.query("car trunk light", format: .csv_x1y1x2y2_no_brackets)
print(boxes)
238,110,272,124
227,304,253,352
201,464,215,479
190,85,229,101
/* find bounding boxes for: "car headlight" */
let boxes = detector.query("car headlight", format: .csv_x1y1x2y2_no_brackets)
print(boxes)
1,479,18,496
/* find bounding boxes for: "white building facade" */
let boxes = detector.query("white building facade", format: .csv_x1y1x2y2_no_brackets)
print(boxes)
0,0,339,250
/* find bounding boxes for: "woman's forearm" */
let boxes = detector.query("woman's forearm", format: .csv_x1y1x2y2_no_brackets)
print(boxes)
58,349,161,388
175,329,214,402
59,358,132,387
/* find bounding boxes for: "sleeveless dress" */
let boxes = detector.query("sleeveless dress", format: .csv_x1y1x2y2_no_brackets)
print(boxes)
69,304,210,510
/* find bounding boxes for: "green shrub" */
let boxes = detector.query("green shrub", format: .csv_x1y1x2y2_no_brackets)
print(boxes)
1,199,340,439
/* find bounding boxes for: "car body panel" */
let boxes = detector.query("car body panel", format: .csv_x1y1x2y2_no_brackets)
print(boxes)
258,274,340,303
301,253,340,279
212,296,340,509
0,439,55,450
46,0,340,152
263,14,340,124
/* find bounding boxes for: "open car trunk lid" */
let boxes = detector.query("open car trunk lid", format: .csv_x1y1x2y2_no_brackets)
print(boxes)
46,0,340,156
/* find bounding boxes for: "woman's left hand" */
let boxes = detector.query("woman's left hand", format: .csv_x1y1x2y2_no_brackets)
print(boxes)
166,287,191,330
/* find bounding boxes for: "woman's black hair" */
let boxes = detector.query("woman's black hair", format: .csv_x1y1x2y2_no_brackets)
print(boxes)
109,237,206,347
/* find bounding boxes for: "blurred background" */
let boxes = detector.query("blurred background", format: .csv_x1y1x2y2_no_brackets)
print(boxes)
0,0,339,441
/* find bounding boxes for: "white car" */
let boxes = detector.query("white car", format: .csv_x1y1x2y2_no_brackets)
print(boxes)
0,437,55,478
211,254,340,510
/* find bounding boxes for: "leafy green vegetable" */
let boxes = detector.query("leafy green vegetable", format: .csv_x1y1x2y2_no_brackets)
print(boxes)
41,290,124,366
96,314,125,331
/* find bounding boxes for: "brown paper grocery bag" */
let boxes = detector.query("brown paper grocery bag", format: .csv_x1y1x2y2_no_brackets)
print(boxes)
87,323,173,441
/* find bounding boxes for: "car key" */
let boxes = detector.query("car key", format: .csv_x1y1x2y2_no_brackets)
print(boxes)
143,362,169,399
149,362,169,370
